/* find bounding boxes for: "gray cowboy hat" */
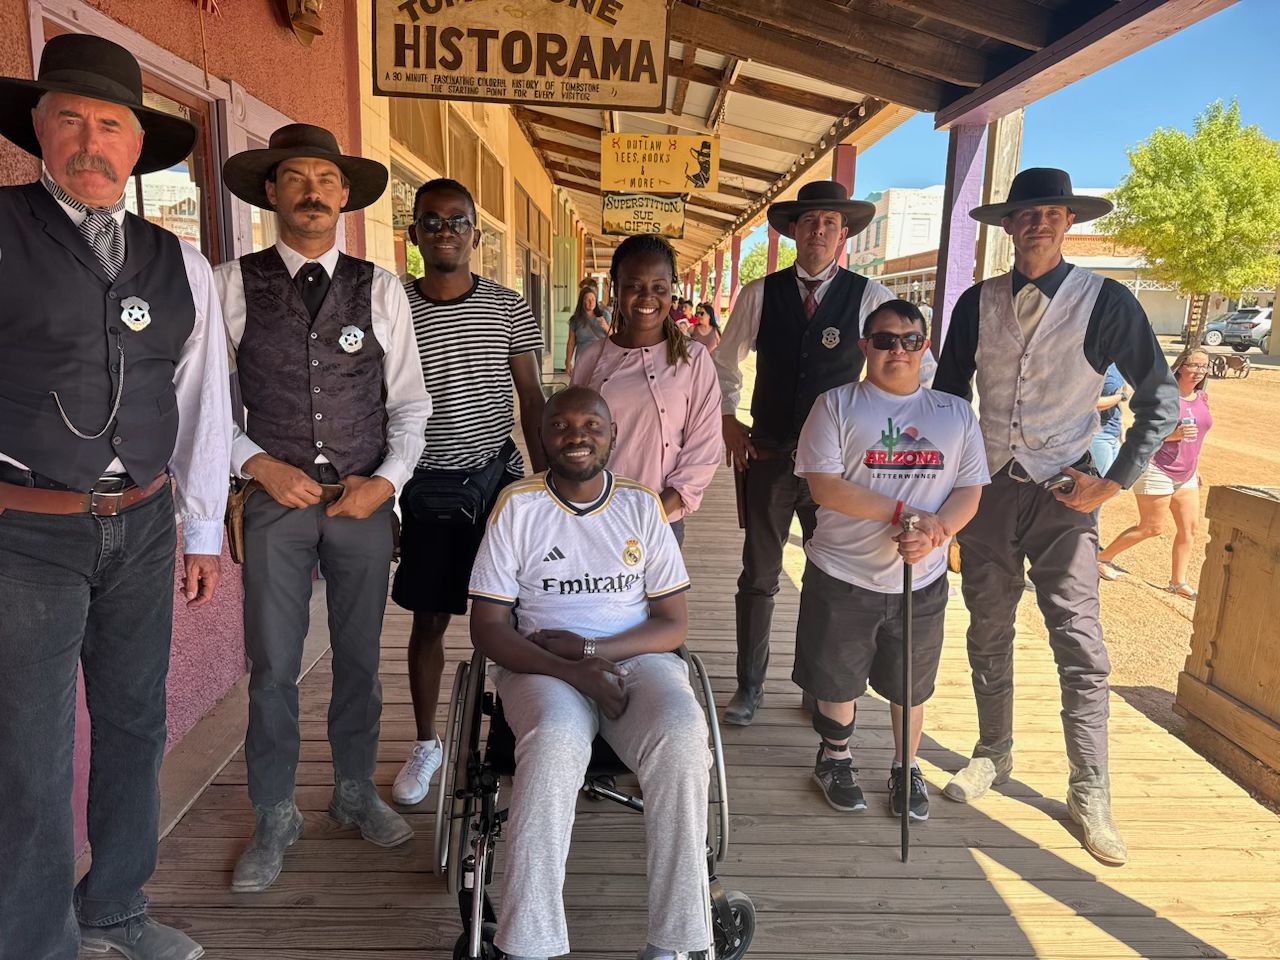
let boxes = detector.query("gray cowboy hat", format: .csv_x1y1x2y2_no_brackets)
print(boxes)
0,33,196,175
970,167,1113,225
766,180,876,236
223,123,388,212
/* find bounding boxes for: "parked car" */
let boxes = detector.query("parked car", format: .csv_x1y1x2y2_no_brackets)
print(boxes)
1182,312,1233,346
1222,307,1272,354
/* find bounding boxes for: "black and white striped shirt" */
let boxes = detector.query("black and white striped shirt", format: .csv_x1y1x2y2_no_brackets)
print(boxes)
405,275,543,471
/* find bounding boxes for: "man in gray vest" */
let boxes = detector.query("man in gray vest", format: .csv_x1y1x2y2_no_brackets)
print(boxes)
0,34,231,960
215,125,431,892
933,168,1178,865
714,181,894,725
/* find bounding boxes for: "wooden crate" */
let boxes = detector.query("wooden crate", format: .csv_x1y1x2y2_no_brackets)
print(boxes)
1176,485,1280,800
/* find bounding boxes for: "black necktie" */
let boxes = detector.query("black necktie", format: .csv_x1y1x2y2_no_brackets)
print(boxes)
294,262,330,320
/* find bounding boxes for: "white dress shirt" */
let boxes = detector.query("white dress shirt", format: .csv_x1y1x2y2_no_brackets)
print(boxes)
714,258,894,415
214,239,431,494
0,176,233,555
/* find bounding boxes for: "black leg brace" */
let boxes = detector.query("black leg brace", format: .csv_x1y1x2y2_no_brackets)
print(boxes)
812,706,855,747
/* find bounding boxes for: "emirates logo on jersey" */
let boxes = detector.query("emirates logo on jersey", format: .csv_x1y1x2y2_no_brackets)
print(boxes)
863,418,944,471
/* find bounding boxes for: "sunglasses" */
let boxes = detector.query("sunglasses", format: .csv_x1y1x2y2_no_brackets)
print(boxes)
866,332,927,352
415,214,475,236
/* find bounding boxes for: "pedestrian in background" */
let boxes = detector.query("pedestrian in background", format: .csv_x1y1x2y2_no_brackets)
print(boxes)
564,284,611,376
1090,362,1127,478
690,302,721,352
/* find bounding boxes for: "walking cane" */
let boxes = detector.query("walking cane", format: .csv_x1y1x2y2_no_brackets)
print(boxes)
898,513,920,863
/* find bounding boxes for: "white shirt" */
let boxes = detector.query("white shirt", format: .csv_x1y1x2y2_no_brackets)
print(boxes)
795,380,989,592
714,258,894,415
0,178,233,555
214,239,431,494
469,471,690,640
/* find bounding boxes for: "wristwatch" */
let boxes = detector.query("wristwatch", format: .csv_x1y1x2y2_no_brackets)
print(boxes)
582,638,597,659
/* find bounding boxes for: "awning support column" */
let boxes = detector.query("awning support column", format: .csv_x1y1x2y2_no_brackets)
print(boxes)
932,123,987,357
831,143,857,269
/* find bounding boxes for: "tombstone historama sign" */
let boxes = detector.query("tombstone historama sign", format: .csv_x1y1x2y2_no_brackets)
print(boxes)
373,0,669,110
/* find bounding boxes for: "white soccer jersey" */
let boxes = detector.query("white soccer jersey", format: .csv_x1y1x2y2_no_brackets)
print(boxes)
469,471,690,640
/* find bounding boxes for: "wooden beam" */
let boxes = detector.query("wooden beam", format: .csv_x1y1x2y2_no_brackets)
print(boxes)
671,43,697,117
707,58,742,129
883,0,1053,52
935,0,1237,129
519,109,602,143
621,111,811,157
687,195,747,217
670,4,951,113
697,0,991,87
667,58,856,118
541,132,778,184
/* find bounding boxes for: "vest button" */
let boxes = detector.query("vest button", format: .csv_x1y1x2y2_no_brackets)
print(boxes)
112,436,122,446
315,441,324,448
314,413,323,420
802,352,809,359
313,386,321,394
311,359,319,366
310,332,318,340
107,292,118,300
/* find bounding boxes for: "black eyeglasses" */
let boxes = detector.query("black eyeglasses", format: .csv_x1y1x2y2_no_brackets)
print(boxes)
415,214,475,236
867,332,927,352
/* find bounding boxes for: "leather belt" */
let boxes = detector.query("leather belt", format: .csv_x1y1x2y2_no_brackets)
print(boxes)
0,473,169,517
751,447,796,462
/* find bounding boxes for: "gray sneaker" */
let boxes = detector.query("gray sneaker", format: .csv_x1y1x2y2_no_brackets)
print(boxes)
1067,765,1128,865
231,798,303,892
329,777,414,847
79,916,203,960
942,749,1013,803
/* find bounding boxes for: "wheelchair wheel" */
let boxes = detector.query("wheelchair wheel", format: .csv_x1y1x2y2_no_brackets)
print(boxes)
445,653,486,897
690,652,730,864
452,921,499,960
712,890,756,960
435,659,470,878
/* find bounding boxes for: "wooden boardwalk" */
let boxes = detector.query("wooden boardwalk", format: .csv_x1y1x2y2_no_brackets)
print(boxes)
144,464,1280,959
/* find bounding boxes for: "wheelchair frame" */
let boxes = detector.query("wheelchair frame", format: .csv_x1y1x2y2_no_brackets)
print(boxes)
434,648,755,960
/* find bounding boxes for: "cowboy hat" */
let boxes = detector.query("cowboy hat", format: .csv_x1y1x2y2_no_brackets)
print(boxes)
223,123,388,212
0,33,196,175
969,167,1113,225
766,180,876,236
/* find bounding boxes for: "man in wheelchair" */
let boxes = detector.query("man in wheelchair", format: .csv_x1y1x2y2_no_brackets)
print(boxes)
468,386,713,960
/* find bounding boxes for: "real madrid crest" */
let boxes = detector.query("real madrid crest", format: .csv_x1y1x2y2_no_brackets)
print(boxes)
120,296,152,332
338,325,365,354
622,537,643,567
821,326,841,349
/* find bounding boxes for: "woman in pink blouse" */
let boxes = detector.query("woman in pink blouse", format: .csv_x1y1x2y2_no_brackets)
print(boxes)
571,235,723,544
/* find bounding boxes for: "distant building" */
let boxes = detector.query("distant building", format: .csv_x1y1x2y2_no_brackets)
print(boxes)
847,186,945,278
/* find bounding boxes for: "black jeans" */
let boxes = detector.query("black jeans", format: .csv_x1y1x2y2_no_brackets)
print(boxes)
733,457,818,688
0,484,176,960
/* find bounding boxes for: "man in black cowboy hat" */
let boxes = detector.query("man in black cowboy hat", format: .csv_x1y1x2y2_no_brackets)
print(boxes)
934,167,1178,865
213,123,431,892
714,179,893,726
0,33,231,960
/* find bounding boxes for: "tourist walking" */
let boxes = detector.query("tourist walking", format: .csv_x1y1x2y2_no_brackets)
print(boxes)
690,302,721,352
564,284,611,376
1090,363,1127,478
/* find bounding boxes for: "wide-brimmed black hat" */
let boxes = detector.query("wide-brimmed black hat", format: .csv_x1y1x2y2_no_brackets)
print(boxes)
223,123,388,212
0,33,196,175
766,180,876,236
970,167,1113,225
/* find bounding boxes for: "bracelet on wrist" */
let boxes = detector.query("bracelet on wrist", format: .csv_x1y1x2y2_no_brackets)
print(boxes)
891,499,904,526
582,638,596,659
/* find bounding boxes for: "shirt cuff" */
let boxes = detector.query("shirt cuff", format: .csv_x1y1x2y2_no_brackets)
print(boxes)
232,435,268,479
374,459,413,497
182,516,224,555
1106,451,1146,490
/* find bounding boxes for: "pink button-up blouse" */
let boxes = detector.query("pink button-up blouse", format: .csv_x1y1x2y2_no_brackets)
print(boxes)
571,336,723,522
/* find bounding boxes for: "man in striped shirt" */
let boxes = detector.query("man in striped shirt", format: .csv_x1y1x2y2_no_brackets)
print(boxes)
390,178,547,806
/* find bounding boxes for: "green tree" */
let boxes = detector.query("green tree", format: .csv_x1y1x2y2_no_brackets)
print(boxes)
1100,100,1280,342
738,238,797,285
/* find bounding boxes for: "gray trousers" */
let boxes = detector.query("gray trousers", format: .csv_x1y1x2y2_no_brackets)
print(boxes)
956,466,1111,770
242,481,395,806
493,652,711,958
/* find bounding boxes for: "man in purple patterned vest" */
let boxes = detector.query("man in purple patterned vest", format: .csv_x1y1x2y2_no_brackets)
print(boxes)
214,124,431,893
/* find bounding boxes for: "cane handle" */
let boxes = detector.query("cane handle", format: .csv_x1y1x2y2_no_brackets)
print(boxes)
900,512,919,534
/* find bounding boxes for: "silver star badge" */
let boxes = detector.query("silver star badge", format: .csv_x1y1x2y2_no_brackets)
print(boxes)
120,296,151,332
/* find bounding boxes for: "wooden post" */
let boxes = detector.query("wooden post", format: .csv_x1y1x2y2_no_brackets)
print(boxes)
766,225,780,274
700,260,709,304
831,143,857,269
932,123,987,357
712,247,723,313
1270,280,1280,358
974,109,1023,281
729,233,742,310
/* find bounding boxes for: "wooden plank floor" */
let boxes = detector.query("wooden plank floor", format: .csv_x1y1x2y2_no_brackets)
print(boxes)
143,465,1280,959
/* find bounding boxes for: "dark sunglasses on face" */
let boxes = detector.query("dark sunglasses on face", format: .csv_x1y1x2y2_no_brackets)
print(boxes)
867,332,927,352
415,214,475,236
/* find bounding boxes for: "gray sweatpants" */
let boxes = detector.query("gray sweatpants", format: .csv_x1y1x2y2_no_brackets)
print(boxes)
493,652,711,958
956,465,1111,770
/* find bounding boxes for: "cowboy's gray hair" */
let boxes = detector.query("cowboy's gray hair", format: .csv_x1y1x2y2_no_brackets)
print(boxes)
34,90,143,134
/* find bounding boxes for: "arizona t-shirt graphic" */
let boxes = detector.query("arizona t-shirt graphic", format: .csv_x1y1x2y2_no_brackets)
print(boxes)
863,417,945,472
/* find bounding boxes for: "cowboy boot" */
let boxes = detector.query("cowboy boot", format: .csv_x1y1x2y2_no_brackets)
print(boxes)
942,744,1013,803
231,799,303,892
329,777,414,847
79,916,203,960
1067,765,1128,865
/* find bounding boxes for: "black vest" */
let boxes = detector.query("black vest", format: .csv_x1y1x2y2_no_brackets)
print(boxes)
750,267,869,447
236,247,386,475
0,182,195,490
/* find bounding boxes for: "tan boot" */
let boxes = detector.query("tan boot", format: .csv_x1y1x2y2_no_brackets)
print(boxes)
942,748,1013,803
1067,765,1128,865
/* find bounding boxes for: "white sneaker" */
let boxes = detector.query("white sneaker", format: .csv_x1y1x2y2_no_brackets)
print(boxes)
392,739,442,806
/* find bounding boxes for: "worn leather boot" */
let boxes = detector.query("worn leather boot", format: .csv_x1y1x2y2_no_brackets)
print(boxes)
329,777,414,847
231,798,303,892
1067,765,1128,865
79,916,203,959
942,747,1013,803
723,685,764,726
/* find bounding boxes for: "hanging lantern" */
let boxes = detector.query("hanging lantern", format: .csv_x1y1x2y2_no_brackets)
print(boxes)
288,0,325,45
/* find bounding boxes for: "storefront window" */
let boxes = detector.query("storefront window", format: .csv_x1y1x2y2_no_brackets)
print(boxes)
480,223,504,284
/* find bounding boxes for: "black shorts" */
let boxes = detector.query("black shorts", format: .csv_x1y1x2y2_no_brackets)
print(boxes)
792,561,949,705
391,458,520,615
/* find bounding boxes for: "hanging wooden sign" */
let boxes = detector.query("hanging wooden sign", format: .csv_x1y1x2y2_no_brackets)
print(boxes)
373,0,669,110
600,132,719,193
602,192,686,238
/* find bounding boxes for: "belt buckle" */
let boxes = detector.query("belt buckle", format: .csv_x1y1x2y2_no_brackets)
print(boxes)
94,475,129,494
1007,460,1034,483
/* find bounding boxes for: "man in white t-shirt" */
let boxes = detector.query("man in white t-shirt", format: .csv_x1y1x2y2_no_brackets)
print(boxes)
793,300,989,820
469,386,710,960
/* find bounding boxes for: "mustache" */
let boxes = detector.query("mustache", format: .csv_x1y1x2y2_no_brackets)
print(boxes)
294,198,333,215
64,152,118,182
